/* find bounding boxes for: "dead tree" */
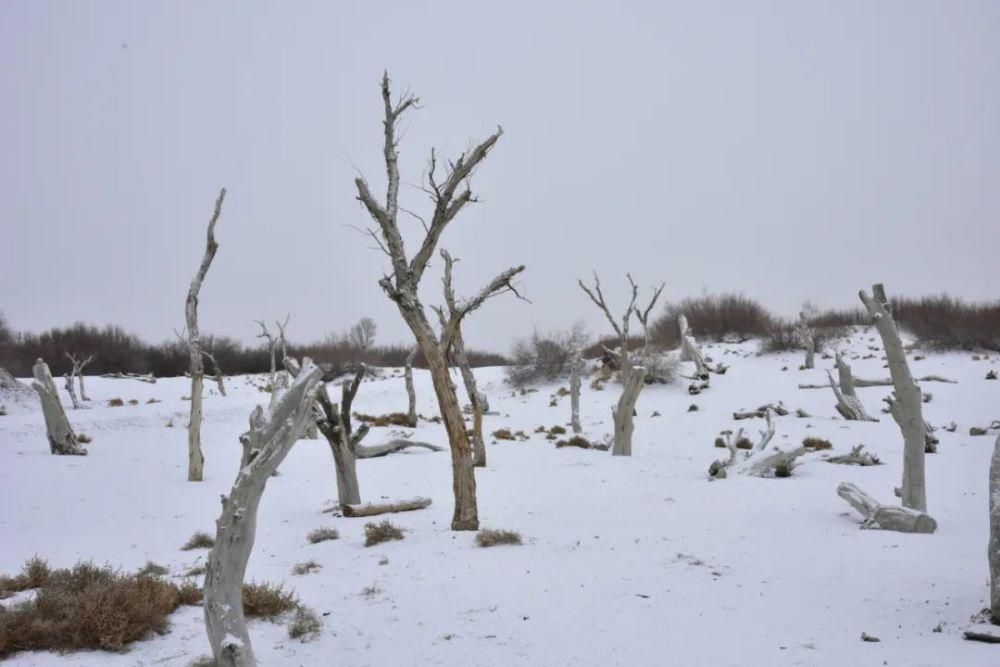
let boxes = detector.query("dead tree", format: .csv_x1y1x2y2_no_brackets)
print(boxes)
343,496,431,517
176,330,227,397
255,316,289,394
63,373,80,410
348,317,377,353
64,352,93,401
31,359,86,455
827,353,877,421
204,359,322,666
404,345,418,427
826,445,880,466
837,482,936,533
709,411,804,479
795,311,816,369
569,352,583,434
315,365,369,507
578,273,663,456
356,439,444,458
679,314,711,393
860,283,928,513
354,73,526,530
991,432,1000,619
184,188,225,482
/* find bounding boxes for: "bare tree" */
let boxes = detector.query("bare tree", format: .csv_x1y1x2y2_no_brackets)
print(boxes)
795,310,816,370
354,73,525,530
203,359,322,666
63,372,80,410
348,317,378,353
708,411,805,479
64,352,93,401
31,359,86,455
255,316,290,393
569,351,584,435
990,433,1000,619
578,273,663,456
314,365,369,506
404,345,418,427
184,188,226,482
827,353,877,421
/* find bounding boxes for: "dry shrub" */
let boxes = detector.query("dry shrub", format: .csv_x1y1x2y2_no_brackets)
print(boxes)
890,295,1000,351
506,325,588,388
735,437,753,450
107,398,124,407
0,557,51,594
354,412,413,428
364,520,404,547
291,560,321,576
242,582,298,619
549,425,567,435
652,294,776,346
475,529,522,547
306,527,339,544
556,435,593,449
76,433,93,444
802,437,833,451
0,561,201,657
713,437,726,449
492,428,515,441
288,606,321,641
138,561,168,577
180,531,214,551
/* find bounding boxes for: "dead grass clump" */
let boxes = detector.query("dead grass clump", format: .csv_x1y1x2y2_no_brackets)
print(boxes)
0,556,51,595
492,428,515,441
735,437,753,450
713,437,726,449
307,527,339,544
175,580,203,606
291,560,321,576
802,437,833,451
364,520,404,547
288,606,321,641
242,581,299,619
475,529,523,547
0,561,201,657
138,561,168,577
180,531,215,551
185,565,206,578
550,425,567,435
556,435,593,449
354,412,413,427
76,433,93,444
107,398,124,407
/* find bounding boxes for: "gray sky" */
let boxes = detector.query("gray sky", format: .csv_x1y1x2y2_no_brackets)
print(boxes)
1,1,998,351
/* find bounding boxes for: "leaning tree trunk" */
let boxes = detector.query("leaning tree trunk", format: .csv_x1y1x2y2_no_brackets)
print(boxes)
679,315,710,379
837,482,936,533
404,346,418,427
185,188,225,482
828,354,876,421
990,432,1000,619
611,366,646,456
471,400,486,467
204,361,322,667
452,327,489,414
570,354,583,435
860,283,927,512
64,373,80,410
31,360,86,455
315,369,367,507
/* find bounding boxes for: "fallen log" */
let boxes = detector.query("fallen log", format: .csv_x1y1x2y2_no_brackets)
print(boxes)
733,403,789,420
355,439,445,459
100,372,157,384
836,482,936,533
342,496,432,517
826,445,880,466
798,374,957,390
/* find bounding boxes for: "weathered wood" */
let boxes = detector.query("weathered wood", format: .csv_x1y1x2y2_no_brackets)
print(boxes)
964,625,1000,643
404,346,418,427
65,352,93,401
342,496,432,518
733,403,788,420
570,353,583,435
709,411,801,478
860,283,928,513
795,311,816,370
611,366,646,456
315,365,367,507
826,445,880,466
185,188,225,482
679,314,710,380
63,372,80,410
32,359,86,455
355,439,445,458
827,355,877,422
204,360,322,666
990,432,1000,618
798,374,958,390
100,371,156,383
837,481,936,533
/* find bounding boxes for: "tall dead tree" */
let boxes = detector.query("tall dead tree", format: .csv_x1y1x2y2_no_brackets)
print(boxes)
404,345,418,427
204,359,322,666
990,432,1000,619
63,372,80,409
569,351,583,435
354,73,525,530
578,273,663,456
255,316,289,394
315,365,369,506
64,352,93,401
184,188,226,482
795,311,816,370
31,359,86,455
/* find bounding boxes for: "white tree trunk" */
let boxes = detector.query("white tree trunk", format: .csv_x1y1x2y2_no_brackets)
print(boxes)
612,366,646,456
31,360,85,455
860,283,928,513
827,355,877,421
342,497,432,517
64,373,80,410
315,368,367,507
570,354,582,435
204,360,322,666
679,315,710,379
837,482,936,533
990,432,1000,618
404,346,418,427
796,311,815,370
185,188,225,482
356,439,445,458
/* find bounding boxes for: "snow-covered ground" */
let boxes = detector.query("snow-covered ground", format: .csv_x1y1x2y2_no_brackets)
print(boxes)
2,329,1000,666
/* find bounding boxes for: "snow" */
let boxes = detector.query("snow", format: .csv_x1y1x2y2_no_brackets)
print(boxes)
2,329,1000,666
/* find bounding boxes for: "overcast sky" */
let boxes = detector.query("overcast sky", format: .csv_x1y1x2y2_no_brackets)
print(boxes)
1,1,998,351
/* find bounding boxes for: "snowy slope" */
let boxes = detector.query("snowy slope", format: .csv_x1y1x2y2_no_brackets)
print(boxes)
2,329,1000,666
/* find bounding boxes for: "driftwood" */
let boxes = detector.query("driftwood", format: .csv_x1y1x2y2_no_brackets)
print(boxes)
32,359,86,455
964,626,1000,644
679,314,710,380
828,354,877,421
100,371,156,383
709,411,804,478
204,360,322,666
342,496,432,518
826,445,880,466
355,439,445,458
798,374,957,390
837,482,936,533
733,403,789,420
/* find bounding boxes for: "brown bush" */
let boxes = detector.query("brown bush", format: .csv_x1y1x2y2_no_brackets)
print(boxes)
306,527,339,544
107,398,124,407
492,428,515,441
651,294,776,346
549,425,567,435
243,582,298,619
506,325,588,387
364,521,404,547
354,412,414,428
555,435,594,449
0,557,51,595
475,529,523,547
802,437,833,451
180,531,215,551
291,560,321,576
137,561,168,577
288,606,321,641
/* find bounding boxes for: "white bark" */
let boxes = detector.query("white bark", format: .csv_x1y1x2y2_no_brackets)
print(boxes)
356,439,445,458
990,432,1000,618
185,188,225,482
64,372,80,410
65,352,93,401
570,353,583,435
860,283,928,513
342,496,432,517
315,366,367,507
404,346,418,427
31,359,86,455
795,311,816,370
827,354,877,421
611,366,646,456
203,360,322,666
100,371,156,383
826,445,880,466
679,315,710,380
837,482,936,533
709,411,803,478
